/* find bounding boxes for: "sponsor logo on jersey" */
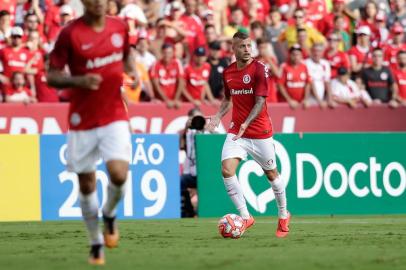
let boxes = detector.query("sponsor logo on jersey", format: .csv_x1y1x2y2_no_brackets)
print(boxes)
86,52,123,69
230,88,254,95
243,74,251,84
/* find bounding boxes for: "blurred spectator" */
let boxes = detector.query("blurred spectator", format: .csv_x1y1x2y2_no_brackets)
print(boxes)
387,0,406,30
135,37,156,70
332,15,351,51
207,41,229,99
250,21,265,57
361,47,398,107
321,0,354,35
44,0,72,43
358,0,380,45
348,26,373,77
0,10,12,49
107,0,119,16
375,11,390,45
23,12,47,46
325,33,351,78
383,23,406,69
203,24,218,46
279,8,326,49
347,0,390,17
122,50,155,103
25,29,58,102
223,7,248,38
298,0,327,32
305,43,335,108
296,28,310,57
0,0,16,25
0,26,31,86
392,50,406,105
331,66,372,108
256,37,279,103
4,71,36,103
184,47,217,106
120,2,148,45
265,7,287,43
179,0,206,57
278,44,311,109
150,43,183,108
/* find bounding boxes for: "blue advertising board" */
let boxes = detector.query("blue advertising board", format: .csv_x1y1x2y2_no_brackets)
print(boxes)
40,135,180,220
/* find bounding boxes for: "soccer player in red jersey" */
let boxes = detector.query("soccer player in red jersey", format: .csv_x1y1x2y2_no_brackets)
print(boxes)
206,32,290,238
47,0,138,265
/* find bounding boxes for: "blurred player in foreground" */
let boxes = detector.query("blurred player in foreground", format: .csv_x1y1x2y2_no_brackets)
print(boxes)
206,31,291,237
47,0,137,265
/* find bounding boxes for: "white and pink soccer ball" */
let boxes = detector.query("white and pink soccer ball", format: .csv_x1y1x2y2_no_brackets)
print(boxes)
218,214,246,239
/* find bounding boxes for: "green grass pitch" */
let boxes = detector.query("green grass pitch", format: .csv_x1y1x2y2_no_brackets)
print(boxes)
0,215,405,270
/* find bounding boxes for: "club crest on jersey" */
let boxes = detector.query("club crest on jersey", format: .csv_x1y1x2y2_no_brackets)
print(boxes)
243,74,251,84
380,72,388,80
111,33,123,48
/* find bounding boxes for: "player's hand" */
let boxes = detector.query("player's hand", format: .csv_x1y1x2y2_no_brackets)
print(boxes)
288,99,299,109
79,74,103,90
205,115,221,132
232,122,248,141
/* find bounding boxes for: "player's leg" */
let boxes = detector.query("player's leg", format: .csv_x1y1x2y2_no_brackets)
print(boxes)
249,137,290,237
99,121,132,248
221,134,254,228
67,130,104,264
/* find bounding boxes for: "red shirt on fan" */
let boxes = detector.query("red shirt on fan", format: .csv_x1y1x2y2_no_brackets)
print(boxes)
348,45,373,68
392,68,406,100
0,46,30,77
325,50,350,78
49,16,130,130
150,58,184,100
223,59,273,139
279,62,311,101
0,0,17,24
384,43,406,69
184,62,211,100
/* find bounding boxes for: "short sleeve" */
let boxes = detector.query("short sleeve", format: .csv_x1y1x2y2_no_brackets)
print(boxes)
254,62,269,97
49,27,71,70
387,68,395,85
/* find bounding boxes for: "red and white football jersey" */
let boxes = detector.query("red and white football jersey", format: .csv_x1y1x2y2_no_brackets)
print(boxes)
383,43,406,70
0,46,30,77
49,16,130,130
348,45,373,68
325,50,350,78
223,59,273,139
150,58,184,100
279,62,311,102
392,67,406,100
184,62,211,100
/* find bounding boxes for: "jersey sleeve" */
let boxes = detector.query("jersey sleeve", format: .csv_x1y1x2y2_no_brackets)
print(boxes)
387,68,395,85
254,61,269,96
49,27,71,70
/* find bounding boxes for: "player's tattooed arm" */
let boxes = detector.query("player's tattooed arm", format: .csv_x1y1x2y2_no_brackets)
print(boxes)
206,96,231,132
232,96,265,140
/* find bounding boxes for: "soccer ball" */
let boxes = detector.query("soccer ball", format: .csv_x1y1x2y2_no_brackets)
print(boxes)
218,214,246,239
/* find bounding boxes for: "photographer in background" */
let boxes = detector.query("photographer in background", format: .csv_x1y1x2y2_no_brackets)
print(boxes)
180,108,208,217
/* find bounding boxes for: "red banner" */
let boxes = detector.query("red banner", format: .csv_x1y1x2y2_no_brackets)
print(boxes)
0,103,405,134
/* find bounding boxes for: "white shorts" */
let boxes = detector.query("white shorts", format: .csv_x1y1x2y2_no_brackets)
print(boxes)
67,120,132,173
221,133,277,171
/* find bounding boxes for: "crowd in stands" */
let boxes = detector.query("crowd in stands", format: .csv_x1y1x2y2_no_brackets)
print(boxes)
0,0,406,108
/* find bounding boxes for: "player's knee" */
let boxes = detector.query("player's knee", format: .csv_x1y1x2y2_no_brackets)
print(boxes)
109,169,127,186
264,169,279,181
221,166,236,178
78,173,96,194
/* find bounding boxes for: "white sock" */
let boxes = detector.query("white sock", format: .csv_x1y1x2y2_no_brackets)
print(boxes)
270,176,288,219
223,175,250,219
79,191,103,245
102,182,126,218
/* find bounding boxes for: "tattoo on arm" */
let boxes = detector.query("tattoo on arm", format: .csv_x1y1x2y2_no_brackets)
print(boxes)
216,96,232,119
244,96,265,126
